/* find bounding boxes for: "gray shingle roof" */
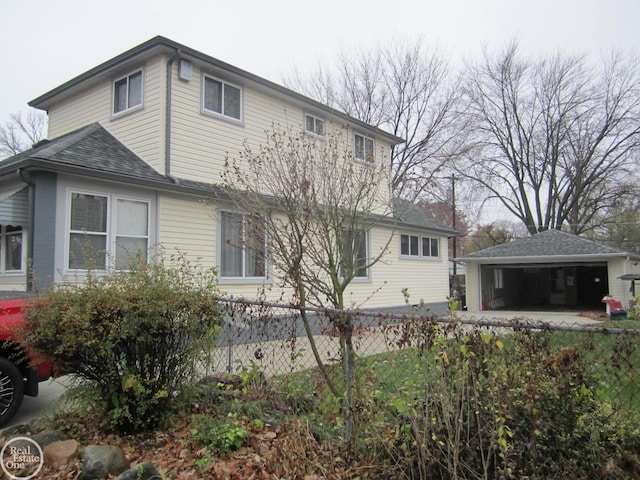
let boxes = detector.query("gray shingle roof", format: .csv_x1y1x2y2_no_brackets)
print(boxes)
391,198,459,236
460,229,636,261
0,123,224,197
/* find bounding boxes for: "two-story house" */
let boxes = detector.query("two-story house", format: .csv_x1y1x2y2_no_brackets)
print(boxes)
0,36,457,312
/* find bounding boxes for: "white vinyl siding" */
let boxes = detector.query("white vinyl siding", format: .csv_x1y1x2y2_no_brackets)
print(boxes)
47,55,165,172
158,195,216,268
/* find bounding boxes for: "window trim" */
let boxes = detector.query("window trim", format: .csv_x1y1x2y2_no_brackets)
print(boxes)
400,233,440,260
218,210,268,283
112,68,144,117
113,196,151,270
66,190,150,272
201,74,244,123
304,113,326,137
354,133,375,163
340,228,371,282
0,225,25,274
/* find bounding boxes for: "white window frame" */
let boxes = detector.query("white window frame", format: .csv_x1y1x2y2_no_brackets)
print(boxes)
66,190,150,272
218,210,267,282
0,225,25,273
113,196,151,270
112,69,144,116
340,228,370,281
354,133,375,163
400,233,440,259
202,74,243,122
304,113,325,137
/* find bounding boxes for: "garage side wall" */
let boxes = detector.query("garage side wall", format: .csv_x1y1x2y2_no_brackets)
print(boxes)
609,258,640,308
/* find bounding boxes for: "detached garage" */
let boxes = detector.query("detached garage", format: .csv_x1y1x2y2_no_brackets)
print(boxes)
459,229,640,313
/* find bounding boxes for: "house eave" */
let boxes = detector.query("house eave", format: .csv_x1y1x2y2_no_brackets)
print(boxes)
456,253,640,264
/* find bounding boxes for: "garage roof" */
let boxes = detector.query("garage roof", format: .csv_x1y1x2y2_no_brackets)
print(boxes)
458,229,640,263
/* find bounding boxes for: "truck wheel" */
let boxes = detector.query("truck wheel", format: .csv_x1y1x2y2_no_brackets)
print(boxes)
0,357,24,427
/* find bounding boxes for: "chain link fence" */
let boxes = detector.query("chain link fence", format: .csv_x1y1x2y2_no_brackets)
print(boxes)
206,296,640,478
209,296,639,410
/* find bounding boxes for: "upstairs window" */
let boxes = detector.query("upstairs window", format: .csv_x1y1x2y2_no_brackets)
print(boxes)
203,76,242,121
305,113,325,137
400,234,439,259
113,70,143,115
354,133,374,162
220,211,265,278
0,225,23,272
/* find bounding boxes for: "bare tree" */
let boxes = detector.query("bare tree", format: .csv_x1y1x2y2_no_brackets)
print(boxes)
285,39,465,200
222,124,394,442
0,110,46,158
459,43,640,235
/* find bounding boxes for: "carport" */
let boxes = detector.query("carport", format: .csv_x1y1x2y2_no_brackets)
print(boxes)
458,230,640,313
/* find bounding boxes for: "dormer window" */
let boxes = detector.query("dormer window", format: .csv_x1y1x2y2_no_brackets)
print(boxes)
354,133,374,162
203,75,242,121
305,113,325,137
113,69,143,115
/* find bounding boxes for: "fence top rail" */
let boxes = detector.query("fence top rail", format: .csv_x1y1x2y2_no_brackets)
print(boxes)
213,295,640,336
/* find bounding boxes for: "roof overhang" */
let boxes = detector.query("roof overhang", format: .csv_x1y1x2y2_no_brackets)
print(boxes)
456,253,639,265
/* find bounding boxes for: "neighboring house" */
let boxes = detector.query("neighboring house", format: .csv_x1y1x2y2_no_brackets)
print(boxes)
459,229,640,312
0,36,457,312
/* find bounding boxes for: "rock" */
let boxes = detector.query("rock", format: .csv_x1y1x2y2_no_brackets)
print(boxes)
116,462,163,480
79,445,130,480
32,429,69,448
44,439,79,469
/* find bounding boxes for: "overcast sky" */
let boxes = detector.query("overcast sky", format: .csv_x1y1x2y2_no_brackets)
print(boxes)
1,0,638,127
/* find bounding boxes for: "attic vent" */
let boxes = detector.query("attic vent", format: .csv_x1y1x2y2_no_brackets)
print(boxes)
178,59,193,81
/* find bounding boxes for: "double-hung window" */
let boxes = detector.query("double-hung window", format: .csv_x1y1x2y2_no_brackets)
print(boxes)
0,225,24,272
203,75,242,121
354,133,374,162
113,69,143,115
220,211,265,279
68,192,149,270
400,234,439,258
305,113,325,137
340,228,369,279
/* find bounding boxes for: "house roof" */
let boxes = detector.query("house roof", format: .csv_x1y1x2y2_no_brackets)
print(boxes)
0,123,226,197
391,198,459,236
28,36,404,147
459,229,640,263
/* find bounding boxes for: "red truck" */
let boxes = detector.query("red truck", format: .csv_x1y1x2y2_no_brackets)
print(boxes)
0,298,52,427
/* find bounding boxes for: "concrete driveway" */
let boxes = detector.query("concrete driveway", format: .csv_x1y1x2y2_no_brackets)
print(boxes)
457,310,605,327
1,375,71,433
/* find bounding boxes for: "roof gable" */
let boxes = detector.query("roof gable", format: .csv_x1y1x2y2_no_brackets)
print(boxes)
461,229,636,261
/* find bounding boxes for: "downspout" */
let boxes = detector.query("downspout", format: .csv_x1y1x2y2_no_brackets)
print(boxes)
165,49,181,180
18,168,35,292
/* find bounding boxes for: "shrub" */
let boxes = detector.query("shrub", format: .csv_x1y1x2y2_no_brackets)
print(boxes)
26,251,220,433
